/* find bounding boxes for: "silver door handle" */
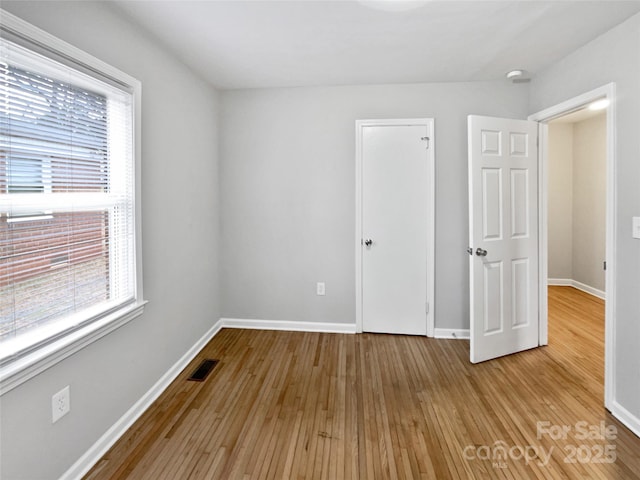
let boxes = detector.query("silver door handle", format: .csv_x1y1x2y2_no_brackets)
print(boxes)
364,239,373,247
475,248,487,257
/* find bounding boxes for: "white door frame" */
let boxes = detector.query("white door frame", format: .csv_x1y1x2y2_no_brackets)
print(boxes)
355,118,435,336
529,83,616,409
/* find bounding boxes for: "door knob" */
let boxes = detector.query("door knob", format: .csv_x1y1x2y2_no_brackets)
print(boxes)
364,239,373,247
475,248,488,257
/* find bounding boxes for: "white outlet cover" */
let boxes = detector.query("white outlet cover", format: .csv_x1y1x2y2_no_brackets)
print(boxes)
52,385,71,423
317,282,326,296
633,217,640,239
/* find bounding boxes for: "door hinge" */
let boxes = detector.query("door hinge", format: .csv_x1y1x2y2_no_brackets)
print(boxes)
421,136,430,149
426,302,429,314
604,261,607,271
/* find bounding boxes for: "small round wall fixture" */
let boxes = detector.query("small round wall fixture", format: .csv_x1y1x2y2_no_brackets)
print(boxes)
505,69,531,83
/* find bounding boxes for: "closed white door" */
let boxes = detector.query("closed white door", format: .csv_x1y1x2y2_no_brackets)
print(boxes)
358,119,434,335
468,115,539,363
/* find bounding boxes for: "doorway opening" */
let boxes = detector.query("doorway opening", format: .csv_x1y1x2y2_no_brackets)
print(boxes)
548,109,607,299
529,83,616,409
547,106,607,403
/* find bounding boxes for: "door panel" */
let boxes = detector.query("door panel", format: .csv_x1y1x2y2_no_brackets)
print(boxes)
468,115,539,363
511,169,529,237
483,261,503,334
482,168,503,240
361,122,431,335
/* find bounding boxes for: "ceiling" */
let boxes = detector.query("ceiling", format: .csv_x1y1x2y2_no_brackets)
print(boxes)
112,0,640,90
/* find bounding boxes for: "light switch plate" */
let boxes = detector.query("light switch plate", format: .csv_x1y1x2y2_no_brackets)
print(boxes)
633,217,640,240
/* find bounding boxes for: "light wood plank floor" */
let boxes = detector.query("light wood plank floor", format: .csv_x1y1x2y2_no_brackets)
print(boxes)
85,287,640,479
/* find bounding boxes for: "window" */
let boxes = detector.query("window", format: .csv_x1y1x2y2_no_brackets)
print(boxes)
0,12,144,389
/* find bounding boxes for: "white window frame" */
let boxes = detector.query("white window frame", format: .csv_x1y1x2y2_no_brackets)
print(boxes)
0,10,145,394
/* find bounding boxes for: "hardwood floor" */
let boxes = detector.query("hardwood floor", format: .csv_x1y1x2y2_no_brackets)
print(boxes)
85,287,640,479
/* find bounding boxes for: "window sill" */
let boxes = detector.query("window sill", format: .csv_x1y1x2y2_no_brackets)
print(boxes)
0,300,147,395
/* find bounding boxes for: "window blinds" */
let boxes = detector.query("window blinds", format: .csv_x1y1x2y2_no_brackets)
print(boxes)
0,37,136,358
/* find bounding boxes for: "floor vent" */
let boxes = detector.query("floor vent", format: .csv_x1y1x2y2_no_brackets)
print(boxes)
187,359,218,382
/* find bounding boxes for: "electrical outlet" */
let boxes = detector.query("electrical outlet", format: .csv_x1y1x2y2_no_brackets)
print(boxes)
52,385,70,423
633,217,640,239
316,282,326,296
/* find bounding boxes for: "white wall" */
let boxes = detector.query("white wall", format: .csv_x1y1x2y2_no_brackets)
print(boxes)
530,12,640,428
548,123,574,279
573,114,607,292
548,114,607,293
0,2,221,479
220,82,529,330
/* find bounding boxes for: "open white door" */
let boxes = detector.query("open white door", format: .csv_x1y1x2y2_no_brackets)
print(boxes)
468,115,539,363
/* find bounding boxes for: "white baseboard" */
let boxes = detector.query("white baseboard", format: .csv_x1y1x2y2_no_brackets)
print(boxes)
548,278,605,300
220,318,356,334
571,280,606,300
610,400,640,439
434,328,470,340
60,319,224,480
